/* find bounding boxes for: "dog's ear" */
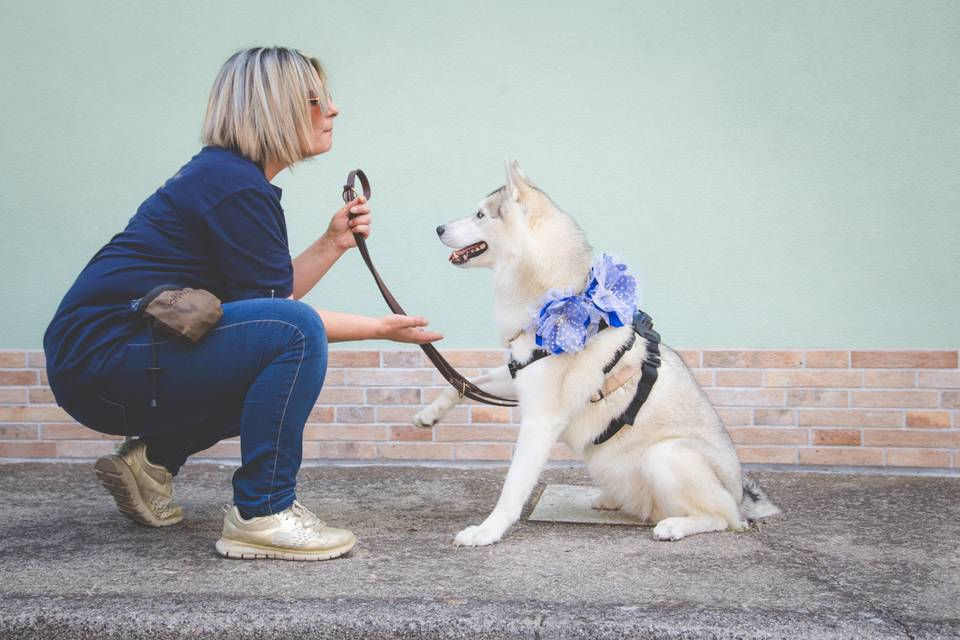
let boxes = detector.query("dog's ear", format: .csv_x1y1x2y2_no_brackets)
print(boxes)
504,159,537,205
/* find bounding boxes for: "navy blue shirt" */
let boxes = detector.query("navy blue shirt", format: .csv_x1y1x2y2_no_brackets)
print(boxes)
43,146,294,393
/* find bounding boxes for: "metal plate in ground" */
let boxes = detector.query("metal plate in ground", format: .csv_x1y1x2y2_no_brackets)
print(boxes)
528,484,653,526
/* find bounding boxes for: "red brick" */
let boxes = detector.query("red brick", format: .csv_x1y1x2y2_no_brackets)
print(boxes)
366,388,421,405
702,351,803,368
851,390,939,409
347,369,434,386
195,441,241,458
753,409,796,426
39,370,48,385
471,406,512,424
454,443,513,460
0,371,38,385
944,392,960,409
435,425,519,442
798,409,901,428
811,429,861,446
715,370,763,387
800,447,883,466
863,430,960,448
727,427,808,445
0,388,28,404
322,369,346,386
917,371,960,388
0,406,73,422
765,370,862,388
851,351,957,369
0,352,25,367
0,441,57,457
0,424,38,439
735,446,798,464
691,369,714,387
317,387,364,404
306,442,378,459
786,390,849,407
905,411,951,428
58,440,121,457
381,351,424,367
379,443,452,460
308,407,334,423
42,424,114,439
435,351,506,368
716,408,752,426
327,351,380,367
863,370,916,388
28,388,56,404
805,351,849,368
704,388,785,407
886,448,951,468
28,352,46,368
388,425,433,441
675,350,700,367
335,406,375,423
303,424,387,441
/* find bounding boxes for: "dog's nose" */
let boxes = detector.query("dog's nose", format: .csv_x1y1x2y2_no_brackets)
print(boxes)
436,225,445,237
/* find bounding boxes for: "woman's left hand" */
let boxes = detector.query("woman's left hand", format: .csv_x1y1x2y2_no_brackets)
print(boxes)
325,195,371,252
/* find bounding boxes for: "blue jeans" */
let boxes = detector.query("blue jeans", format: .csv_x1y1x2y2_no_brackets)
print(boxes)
59,299,328,517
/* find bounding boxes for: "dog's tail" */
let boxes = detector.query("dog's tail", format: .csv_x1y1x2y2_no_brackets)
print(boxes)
740,474,782,520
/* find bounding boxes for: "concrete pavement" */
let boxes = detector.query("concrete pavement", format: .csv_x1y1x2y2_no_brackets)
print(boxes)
0,462,957,639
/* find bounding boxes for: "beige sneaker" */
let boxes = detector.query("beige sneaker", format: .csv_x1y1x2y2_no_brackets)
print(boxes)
94,439,183,527
216,500,356,561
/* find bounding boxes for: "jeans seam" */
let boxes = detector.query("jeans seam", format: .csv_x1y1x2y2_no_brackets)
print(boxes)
127,319,307,347
266,328,306,514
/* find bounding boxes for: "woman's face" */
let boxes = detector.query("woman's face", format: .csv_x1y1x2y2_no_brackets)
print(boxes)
304,95,339,157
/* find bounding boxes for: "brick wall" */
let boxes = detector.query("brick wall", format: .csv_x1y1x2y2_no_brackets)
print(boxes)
1,349,958,468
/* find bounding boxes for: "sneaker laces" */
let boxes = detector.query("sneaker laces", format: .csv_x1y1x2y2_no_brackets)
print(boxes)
290,500,326,529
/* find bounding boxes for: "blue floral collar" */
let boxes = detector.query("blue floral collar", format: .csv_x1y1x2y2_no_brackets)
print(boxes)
524,254,638,355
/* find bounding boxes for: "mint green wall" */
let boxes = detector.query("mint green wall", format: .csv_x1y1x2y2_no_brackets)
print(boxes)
3,1,958,349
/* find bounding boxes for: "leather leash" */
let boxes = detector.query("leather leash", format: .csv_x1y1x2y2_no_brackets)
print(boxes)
342,169,518,407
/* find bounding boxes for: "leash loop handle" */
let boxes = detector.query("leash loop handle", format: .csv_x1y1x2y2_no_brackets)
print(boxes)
342,169,517,407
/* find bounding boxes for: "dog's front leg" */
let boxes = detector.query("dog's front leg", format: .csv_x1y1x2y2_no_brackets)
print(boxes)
454,413,565,547
413,364,516,428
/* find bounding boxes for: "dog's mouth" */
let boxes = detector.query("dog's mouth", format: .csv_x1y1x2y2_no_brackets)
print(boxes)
449,241,488,265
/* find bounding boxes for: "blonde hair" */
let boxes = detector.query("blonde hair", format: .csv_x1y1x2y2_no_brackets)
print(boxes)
202,47,330,168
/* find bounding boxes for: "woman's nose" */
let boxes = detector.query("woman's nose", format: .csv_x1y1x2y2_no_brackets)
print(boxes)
327,98,339,117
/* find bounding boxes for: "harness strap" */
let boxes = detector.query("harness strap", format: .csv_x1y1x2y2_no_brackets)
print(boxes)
592,311,662,446
507,348,550,379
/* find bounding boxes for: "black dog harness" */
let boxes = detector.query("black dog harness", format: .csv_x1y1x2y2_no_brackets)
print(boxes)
508,310,662,446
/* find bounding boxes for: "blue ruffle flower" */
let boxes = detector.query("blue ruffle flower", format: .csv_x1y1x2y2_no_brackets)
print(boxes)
584,253,637,328
528,255,638,355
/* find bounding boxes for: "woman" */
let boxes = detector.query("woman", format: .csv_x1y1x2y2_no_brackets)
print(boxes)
43,47,442,561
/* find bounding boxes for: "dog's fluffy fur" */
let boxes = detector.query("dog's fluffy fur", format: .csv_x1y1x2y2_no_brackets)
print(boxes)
414,161,780,546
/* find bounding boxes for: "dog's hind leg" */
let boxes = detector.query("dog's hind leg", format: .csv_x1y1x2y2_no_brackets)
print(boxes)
639,440,746,542
413,364,516,428
454,410,566,547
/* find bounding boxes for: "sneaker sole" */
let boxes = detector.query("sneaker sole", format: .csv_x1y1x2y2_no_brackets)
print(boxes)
215,536,357,561
94,454,183,528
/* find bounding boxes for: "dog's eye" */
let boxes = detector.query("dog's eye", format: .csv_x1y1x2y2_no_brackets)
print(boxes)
476,211,485,219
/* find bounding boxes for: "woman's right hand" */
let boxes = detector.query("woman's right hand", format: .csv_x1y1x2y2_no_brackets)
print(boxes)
378,314,443,344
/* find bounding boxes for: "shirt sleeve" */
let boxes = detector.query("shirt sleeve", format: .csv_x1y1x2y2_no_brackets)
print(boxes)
202,188,294,301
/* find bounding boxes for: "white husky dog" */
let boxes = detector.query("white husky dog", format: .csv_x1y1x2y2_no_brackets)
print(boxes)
413,160,780,547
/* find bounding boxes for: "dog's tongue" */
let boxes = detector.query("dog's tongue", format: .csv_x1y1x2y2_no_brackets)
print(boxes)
449,242,486,265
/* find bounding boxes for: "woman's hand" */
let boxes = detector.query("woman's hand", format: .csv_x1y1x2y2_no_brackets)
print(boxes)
325,195,371,252
378,314,444,344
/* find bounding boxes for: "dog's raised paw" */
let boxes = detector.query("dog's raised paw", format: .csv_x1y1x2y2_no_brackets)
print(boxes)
454,524,502,547
652,518,688,542
412,407,439,428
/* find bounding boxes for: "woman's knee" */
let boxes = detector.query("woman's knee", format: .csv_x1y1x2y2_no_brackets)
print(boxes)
266,299,327,366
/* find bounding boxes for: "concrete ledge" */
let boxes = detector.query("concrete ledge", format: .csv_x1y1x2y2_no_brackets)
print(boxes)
0,463,958,639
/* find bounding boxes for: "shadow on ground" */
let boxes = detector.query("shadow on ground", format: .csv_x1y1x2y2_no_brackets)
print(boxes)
0,463,957,639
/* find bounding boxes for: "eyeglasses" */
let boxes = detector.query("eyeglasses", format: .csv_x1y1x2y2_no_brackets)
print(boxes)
307,92,333,108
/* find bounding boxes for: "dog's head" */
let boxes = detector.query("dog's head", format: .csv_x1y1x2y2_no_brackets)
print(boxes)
436,160,555,269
